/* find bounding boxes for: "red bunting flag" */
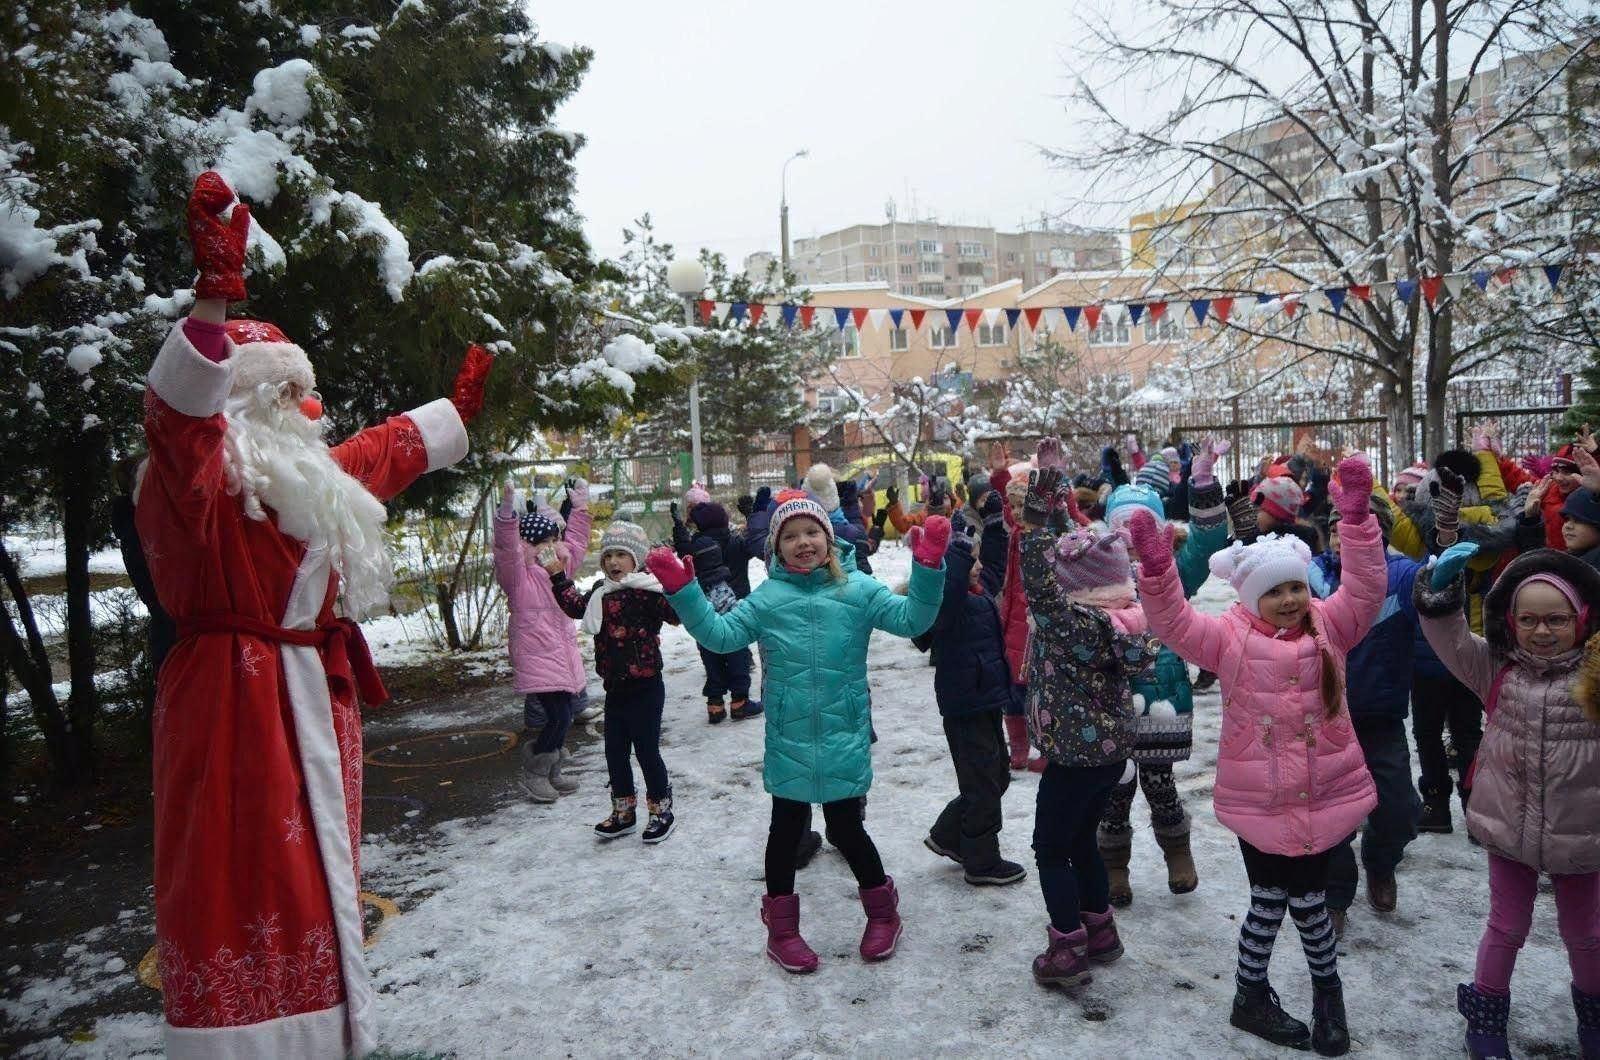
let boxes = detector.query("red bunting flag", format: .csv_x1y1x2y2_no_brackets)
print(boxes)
963,307,982,332
851,306,869,330
1495,267,1517,286
1083,305,1103,331
1284,297,1300,319
696,299,715,323
1348,284,1371,301
1212,296,1234,324
1420,275,1442,306
747,302,765,327
908,308,927,330
1023,306,1042,330
1147,301,1167,322
798,305,815,328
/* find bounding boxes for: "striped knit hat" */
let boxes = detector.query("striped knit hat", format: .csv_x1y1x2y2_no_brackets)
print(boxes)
599,520,649,566
1052,529,1134,601
768,496,834,552
1135,456,1171,498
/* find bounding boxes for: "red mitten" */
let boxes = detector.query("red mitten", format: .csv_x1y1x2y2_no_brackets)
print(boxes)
188,172,250,302
645,546,695,594
451,343,494,424
1059,484,1090,527
910,514,951,567
1127,509,1176,578
1333,454,1375,524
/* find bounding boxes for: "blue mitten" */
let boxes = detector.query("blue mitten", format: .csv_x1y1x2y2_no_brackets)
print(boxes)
1430,541,1479,588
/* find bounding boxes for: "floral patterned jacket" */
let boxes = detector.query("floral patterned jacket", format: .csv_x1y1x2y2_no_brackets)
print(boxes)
1020,527,1159,766
550,574,679,687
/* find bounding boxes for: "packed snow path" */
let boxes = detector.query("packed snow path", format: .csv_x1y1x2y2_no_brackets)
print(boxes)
21,547,1583,1057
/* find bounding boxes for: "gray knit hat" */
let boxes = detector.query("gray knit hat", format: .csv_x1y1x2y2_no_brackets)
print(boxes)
599,520,649,566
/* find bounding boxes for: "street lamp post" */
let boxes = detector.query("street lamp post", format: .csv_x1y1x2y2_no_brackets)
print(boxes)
780,148,809,272
665,257,709,485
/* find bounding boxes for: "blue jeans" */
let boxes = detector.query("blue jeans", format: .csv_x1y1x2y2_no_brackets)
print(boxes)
526,691,575,754
1034,760,1124,932
698,645,752,701
1327,716,1422,910
604,677,670,800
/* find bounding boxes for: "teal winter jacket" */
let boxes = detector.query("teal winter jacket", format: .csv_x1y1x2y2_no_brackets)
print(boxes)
668,541,944,803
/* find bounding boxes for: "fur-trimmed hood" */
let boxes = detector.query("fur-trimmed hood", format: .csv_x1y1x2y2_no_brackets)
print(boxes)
1483,547,1600,657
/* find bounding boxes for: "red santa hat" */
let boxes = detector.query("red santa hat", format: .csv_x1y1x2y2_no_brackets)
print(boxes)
225,318,315,396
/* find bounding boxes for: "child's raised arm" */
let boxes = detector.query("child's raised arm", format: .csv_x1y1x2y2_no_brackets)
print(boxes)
1412,566,1496,703
1128,509,1233,674
1318,456,1387,651
866,517,949,637
648,548,761,653
492,485,531,607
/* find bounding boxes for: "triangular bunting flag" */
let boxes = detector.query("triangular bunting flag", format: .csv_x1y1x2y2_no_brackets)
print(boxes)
1190,299,1210,325
1256,292,1273,306
982,307,1003,327
1023,306,1043,330
798,305,815,328
851,306,870,330
1301,289,1328,313
712,302,731,323
1470,270,1491,292
1325,288,1347,316
945,308,964,332
908,308,926,330
1419,275,1442,306
1147,301,1167,322
1443,275,1467,299
1213,296,1235,324
1495,267,1517,286
867,308,888,330
963,307,983,332
1371,281,1395,302
1348,284,1372,301
696,299,715,323
833,306,851,330
747,302,765,327
1544,264,1564,291
888,308,904,328
1004,308,1021,328
780,303,798,328
1395,279,1417,304
729,302,747,322
1083,305,1102,331
1127,304,1145,325
1283,297,1300,320
1062,306,1081,331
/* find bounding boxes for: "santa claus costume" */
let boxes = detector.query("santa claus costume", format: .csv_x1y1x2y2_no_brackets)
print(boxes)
138,172,491,1058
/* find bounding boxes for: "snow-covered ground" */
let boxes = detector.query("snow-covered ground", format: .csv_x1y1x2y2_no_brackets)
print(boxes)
16,547,1585,1058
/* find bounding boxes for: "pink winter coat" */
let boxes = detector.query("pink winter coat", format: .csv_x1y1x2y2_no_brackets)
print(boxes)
1137,516,1385,856
493,503,592,695
994,468,1031,682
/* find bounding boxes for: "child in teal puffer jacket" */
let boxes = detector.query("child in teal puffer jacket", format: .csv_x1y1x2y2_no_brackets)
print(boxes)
1096,437,1232,905
647,495,949,975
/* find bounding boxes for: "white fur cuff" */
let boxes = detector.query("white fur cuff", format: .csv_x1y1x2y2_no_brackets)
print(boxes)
406,397,468,472
147,323,235,417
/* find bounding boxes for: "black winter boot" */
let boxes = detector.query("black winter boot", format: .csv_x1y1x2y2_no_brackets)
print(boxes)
1231,981,1311,1050
794,829,823,870
1311,982,1351,1056
1418,786,1453,834
1575,983,1600,1060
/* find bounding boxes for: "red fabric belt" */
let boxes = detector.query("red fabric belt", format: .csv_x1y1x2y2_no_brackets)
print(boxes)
175,612,389,706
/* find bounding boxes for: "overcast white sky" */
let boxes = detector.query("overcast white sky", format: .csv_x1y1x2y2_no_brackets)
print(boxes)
535,0,1115,267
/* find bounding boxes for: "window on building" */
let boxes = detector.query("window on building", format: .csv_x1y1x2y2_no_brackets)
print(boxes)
897,263,915,278
1088,316,1132,346
918,239,942,254
929,326,956,349
960,283,981,296
1033,251,1049,265
833,325,862,358
1005,252,1018,264
897,242,914,255
956,262,984,276
920,258,943,275
957,241,987,257
916,282,946,297
865,265,884,280
889,327,908,351
977,322,1007,346
866,245,881,258
1143,314,1186,343
815,387,851,415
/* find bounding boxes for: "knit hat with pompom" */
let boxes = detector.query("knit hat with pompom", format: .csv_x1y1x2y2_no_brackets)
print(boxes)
684,482,712,508
1208,533,1313,617
803,463,841,513
599,521,649,567
1052,529,1134,605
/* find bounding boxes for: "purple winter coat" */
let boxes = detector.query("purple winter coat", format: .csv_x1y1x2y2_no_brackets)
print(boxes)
493,498,592,695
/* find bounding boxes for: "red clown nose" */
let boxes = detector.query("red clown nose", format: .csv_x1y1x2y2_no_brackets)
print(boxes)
298,395,323,421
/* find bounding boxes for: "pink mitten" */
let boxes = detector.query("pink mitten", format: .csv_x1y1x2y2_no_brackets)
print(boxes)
1333,455,1375,524
645,546,695,594
1191,437,1230,488
1126,509,1175,578
910,515,951,567
1035,437,1065,471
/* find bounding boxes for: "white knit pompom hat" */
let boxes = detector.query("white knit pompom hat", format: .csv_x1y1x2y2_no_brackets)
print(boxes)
803,462,841,513
1208,532,1314,616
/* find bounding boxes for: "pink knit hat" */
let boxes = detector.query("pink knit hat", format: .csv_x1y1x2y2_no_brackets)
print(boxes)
1391,462,1428,494
1252,475,1305,523
1052,530,1134,601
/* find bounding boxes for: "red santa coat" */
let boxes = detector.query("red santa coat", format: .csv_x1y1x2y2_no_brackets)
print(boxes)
138,323,468,1058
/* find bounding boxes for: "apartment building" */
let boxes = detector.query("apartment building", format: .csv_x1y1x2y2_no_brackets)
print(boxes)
749,219,1122,299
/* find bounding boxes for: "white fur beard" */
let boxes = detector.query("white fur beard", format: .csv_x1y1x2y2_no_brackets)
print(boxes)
222,386,395,620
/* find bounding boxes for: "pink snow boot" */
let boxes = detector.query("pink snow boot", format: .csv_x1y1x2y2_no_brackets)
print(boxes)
1080,909,1124,964
760,894,818,974
858,876,903,961
1033,925,1093,988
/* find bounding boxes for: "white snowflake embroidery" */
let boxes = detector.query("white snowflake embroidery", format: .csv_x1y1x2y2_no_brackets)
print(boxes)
244,912,281,948
231,320,278,343
393,421,424,456
283,810,306,845
240,643,264,677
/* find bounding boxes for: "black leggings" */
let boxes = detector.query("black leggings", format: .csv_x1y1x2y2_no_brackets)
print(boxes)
767,797,885,896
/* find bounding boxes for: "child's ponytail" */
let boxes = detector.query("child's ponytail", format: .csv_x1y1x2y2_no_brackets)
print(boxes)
1573,631,1600,722
1306,613,1344,719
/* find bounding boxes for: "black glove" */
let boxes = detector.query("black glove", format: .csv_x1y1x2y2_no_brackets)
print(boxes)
928,486,945,511
669,501,682,525
1023,467,1063,528
559,495,572,521
1431,466,1463,540
886,485,899,508
979,490,1003,521
754,486,771,512
736,494,754,518
872,505,890,531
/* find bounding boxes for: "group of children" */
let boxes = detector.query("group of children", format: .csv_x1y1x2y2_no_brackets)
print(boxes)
490,426,1600,1059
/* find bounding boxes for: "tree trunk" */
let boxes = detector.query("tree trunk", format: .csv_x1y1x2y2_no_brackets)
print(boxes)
734,436,751,495
436,582,461,652
1383,372,1417,469
1423,0,1455,460
0,536,83,785
60,456,99,779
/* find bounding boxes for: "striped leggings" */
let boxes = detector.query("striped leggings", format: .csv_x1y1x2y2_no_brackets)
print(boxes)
1236,839,1339,989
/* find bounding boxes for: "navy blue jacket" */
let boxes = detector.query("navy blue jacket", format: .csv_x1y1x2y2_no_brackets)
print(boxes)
1309,550,1430,716
674,522,756,599
917,537,1015,717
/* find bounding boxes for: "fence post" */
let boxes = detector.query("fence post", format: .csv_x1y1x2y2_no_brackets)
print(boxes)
677,451,693,491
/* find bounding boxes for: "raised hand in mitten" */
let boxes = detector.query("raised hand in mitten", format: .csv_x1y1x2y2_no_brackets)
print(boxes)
885,485,900,508
1191,437,1230,489
669,501,682,525
645,546,695,594
1126,508,1175,578
908,514,951,568
754,486,772,512
188,171,250,302
979,490,1004,521
1332,454,1376,525
1224,479,1260,544
1429,541,1479,588
565,475,589,509
872,505,890,531
1577,445,1600,495
450,343,494,424
1431,465,1464,544
1022,467,1064,528
736,494,754,518
1036,436,1065,471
